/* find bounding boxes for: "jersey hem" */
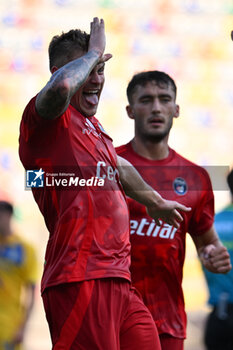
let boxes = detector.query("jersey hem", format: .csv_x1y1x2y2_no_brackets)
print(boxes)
41,272,131,294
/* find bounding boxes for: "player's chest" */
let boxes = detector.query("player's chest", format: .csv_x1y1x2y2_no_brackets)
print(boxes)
136,166,200,206
70,117,115,165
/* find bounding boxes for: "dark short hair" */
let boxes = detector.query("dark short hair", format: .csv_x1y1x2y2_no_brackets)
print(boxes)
127,70,177,104
48,29,90,71
0,201,13,215
227,169,233,196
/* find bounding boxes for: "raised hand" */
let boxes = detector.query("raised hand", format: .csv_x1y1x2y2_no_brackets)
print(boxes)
89,17,111,61
89,17,112,64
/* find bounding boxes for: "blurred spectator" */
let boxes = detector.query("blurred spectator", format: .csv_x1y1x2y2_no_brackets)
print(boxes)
203,169,233,350
0,201,37,350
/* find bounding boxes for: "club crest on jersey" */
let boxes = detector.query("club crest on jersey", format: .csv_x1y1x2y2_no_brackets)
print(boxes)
173,177,187,195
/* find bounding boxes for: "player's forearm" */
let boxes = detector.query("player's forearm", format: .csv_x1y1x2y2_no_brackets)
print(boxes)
122,178,162,207
193,226,222,255
36,49,101,119
117,155,162,207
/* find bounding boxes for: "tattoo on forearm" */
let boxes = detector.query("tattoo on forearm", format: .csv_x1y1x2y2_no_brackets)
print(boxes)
36,50,100,119
59,50,100,95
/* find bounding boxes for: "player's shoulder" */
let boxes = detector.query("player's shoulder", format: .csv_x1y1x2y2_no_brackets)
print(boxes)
115,143,131,156
174,150,210,177
25,95,37,108
173,150,196,166
21,95,37,118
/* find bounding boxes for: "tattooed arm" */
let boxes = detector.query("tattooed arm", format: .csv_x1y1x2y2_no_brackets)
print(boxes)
35,17,111,120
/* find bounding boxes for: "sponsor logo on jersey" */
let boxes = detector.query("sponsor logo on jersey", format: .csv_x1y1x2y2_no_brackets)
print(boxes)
173,177,187,195
130,218,178,239
96,161,119,182
82,118,101,138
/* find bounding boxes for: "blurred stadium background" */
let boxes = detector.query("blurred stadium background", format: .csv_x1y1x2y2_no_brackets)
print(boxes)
0,0,233,349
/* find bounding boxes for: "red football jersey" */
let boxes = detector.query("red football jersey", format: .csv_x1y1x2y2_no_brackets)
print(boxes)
19,97,131,293
116,142,214,339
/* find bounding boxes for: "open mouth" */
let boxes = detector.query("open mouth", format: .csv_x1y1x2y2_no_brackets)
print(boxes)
83,90,99,106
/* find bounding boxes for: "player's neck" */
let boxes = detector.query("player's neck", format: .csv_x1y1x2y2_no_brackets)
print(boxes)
131,137,169,160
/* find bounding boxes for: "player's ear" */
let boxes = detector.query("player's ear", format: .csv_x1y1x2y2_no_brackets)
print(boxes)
174,104,180,118
126,105,135,120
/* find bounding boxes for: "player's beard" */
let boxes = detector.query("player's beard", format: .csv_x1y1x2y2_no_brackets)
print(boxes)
138,119,173,143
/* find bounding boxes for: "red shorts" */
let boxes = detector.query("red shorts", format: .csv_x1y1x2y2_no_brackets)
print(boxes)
42,278,161,350
160,334,184,350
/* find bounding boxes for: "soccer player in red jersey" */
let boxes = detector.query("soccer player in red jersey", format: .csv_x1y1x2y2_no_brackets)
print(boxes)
116,70,232,350
19,19,191,350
